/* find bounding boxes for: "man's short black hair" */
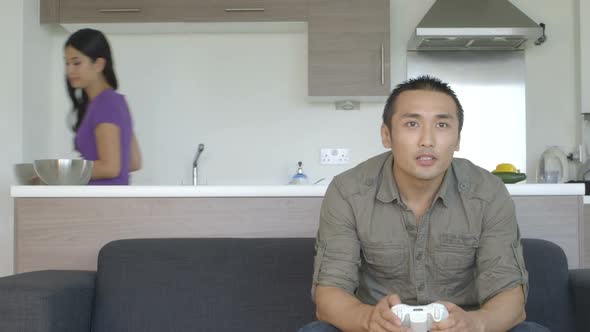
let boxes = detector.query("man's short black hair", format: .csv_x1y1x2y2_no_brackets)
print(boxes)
382,75,464,134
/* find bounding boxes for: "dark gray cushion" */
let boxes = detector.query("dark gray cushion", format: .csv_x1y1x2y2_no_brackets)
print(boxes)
91,238,316,332
0,270,95,332
522,238,576,332
570,268,590,331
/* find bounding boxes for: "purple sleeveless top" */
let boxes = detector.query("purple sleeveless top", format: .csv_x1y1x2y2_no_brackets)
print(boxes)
75,88,132,185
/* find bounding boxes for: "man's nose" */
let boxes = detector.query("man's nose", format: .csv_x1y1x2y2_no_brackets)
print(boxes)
419,126,434,147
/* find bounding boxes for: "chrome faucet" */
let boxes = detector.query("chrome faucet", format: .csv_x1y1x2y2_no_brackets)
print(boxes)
193,143,205,185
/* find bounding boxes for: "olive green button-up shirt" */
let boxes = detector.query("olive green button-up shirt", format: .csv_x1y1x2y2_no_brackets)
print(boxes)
312,152,528,308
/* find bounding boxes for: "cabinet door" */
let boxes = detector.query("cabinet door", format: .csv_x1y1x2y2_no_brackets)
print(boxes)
40,0,60,23
59,0,187,23
183,0,307,22
308,0,390,98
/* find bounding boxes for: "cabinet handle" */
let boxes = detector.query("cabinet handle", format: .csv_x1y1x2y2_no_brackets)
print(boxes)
380,43,385,86
99,8,142,13
224,8,265,12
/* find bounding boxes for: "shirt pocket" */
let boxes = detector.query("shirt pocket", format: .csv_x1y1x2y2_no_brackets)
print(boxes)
361,243,408,279
433,233,479,278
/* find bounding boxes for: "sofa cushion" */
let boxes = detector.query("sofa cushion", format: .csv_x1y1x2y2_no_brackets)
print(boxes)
91,238,316,332
522,238,576,332
0,270,95,332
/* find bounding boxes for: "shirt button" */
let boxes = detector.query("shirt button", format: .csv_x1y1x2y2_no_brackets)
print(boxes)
416,253,424,260
418,283,425,291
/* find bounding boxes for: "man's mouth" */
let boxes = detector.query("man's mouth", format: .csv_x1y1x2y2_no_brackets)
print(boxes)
416,154,436,166
416,155,436,160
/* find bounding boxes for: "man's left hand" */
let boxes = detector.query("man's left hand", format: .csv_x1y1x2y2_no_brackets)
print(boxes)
430,301,485,332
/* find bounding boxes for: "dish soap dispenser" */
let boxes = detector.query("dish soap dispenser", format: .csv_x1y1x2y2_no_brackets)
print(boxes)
290,161,309,185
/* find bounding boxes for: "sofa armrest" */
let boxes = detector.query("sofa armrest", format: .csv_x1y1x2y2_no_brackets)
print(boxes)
0,270,95,332
570,269,590,332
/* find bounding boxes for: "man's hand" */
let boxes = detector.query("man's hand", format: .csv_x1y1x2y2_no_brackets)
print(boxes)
366,294,410,332
431,302,484,332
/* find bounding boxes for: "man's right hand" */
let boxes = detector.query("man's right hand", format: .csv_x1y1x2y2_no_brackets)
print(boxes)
366,294,410,332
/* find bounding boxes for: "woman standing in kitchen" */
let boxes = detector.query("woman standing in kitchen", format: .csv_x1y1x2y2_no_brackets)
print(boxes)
64,28,142,185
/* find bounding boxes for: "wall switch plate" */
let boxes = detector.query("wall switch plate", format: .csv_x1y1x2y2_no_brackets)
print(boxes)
321,148,351,165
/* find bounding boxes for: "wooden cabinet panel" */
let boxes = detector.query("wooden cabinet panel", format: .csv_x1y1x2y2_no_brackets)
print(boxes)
15,197,322,272
56,0,306,23
513,196,583,269
14,195,584,272
40,0,60,23
584,204,590,268
59,0,186,23
184,0,307,22
308,0,390,98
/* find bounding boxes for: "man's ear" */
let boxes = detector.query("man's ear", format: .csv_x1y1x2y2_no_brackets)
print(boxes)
381,123,392,149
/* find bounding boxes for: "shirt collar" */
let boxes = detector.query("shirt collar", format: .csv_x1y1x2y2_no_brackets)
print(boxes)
376,153,454,208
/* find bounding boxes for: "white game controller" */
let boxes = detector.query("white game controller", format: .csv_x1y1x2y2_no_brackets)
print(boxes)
391,303,449,332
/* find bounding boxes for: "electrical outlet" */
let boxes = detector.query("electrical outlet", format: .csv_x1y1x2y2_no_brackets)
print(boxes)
321,148,351,165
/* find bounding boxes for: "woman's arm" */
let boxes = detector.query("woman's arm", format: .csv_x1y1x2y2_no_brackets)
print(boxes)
91,123,122,179
129,133,142,172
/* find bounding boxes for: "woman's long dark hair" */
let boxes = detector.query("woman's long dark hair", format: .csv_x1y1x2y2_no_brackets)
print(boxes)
65,28,118,131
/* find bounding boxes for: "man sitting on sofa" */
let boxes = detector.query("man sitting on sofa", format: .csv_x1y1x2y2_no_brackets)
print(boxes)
299,76,549,332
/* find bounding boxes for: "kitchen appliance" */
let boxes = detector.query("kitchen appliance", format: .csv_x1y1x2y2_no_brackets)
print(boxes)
408,0,544,51
536,146,569,183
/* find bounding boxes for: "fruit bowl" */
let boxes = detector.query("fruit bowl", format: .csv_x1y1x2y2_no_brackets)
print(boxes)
492,171,527,184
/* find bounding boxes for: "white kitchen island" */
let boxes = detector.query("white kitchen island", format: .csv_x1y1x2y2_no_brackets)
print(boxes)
11,184,586,273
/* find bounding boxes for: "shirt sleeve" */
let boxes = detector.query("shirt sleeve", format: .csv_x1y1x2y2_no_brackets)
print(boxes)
90,95,126,128
475,182,529,305
311,178,361,300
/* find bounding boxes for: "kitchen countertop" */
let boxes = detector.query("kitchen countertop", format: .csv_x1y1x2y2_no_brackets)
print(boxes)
10,183,585,198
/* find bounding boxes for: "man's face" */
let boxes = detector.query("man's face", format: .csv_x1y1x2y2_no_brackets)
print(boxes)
381,89,460,183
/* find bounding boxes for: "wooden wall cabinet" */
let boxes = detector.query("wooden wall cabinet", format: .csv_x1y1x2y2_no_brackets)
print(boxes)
40,0,59,23
41,0,307,24
183,0,307,22
308,0,391,99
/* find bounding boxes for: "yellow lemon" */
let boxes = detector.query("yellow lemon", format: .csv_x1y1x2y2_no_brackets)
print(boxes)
494,163,517,173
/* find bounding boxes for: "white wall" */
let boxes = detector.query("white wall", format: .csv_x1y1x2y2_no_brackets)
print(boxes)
513,0,581,181
0,0,23,276
23,1,56,162
579,0,589,115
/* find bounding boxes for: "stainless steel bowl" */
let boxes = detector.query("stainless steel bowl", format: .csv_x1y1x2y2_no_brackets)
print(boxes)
33,159,93,185
14,163,44,185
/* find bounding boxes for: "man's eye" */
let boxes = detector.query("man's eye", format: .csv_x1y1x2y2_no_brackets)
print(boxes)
437,122,449,128
406,121,418,127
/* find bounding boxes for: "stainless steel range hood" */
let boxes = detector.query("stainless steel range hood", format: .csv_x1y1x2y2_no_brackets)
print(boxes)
408,0,543,51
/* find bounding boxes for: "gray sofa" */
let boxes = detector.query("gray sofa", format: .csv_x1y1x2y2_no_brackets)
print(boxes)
0,238,588,332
